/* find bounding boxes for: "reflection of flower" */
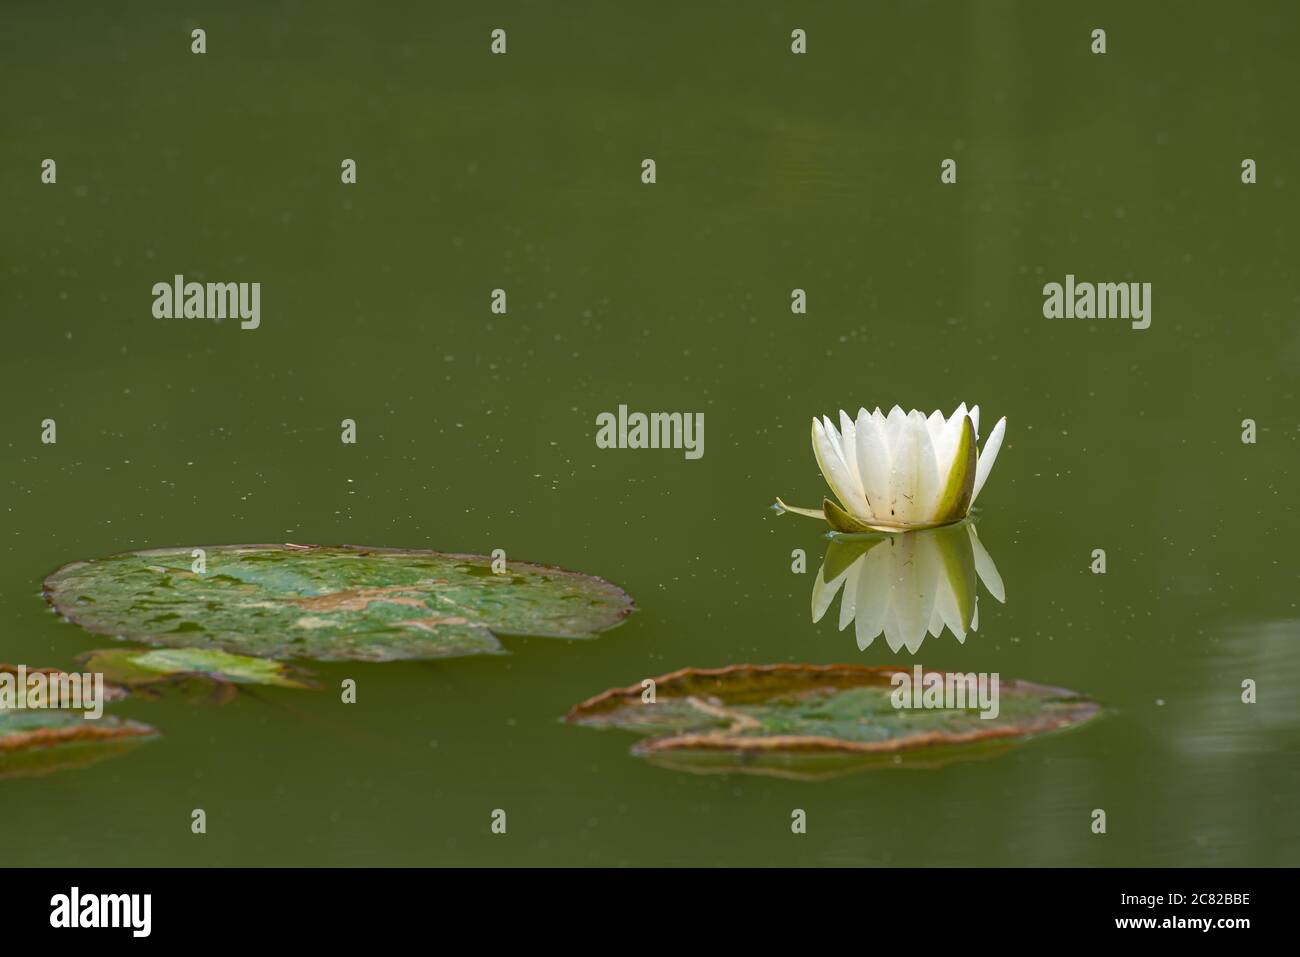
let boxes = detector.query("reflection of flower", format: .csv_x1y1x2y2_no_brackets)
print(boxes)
811,523,1006,653
778,404,1006,533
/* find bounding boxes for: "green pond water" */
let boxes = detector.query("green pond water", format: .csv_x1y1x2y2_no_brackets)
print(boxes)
1,1,1297,865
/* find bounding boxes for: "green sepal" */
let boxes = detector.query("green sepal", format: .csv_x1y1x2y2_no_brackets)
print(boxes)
933,415,977,524
774,497,828,520
822,499,877,533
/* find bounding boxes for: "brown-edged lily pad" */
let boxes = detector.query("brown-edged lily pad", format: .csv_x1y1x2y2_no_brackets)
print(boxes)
1,667,157,780
566,664,1100,779
0,712,157,780
1,663,129,706
44,544,634,662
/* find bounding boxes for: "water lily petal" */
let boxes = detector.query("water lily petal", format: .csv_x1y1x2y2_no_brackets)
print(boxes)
971,416,1007,505
810,565,848,624
925,410,948,466
927,607,945,639
888,534,938,654
853,408,891,517
882,611,906,653
836,559,860,631
968,524,1006,603
927,404,964,496
926,409,945,437
837,410,864,493
934,576,967,642
913,413,944,520
852,545,892,649
932,525,977,640
818,540,878,631
911,532,945,642
884,411,928,524
883,405,907,449
812,418,870,517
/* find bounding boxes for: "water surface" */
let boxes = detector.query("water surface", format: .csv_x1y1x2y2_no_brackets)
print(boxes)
1,0,1297,866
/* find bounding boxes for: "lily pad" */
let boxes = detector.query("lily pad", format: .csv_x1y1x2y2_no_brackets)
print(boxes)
1,663,129,705
44,544,634,662
0,706,157,780
78,648,315,692
642,738,1022,781
566,663,1099,778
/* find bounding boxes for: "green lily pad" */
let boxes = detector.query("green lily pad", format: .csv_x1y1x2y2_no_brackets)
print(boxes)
44,544,634,662
566,663,1100,778
78,648,316,692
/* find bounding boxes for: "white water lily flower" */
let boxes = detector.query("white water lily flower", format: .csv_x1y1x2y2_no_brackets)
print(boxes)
810,524,1006,654
778,403,1006,533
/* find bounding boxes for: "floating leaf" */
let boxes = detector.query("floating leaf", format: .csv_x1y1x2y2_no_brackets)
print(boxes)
567,663,1099,779
79,648,316,693
641,737,1022,781
0,663,129,705
0,706,157,780
44,544,634,662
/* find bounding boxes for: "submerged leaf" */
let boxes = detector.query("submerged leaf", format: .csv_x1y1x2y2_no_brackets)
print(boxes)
0,705,157,780
567,663,1099,779
0,663,129,704
44,544,634,662
643,738,1021,780
78,648,315,691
